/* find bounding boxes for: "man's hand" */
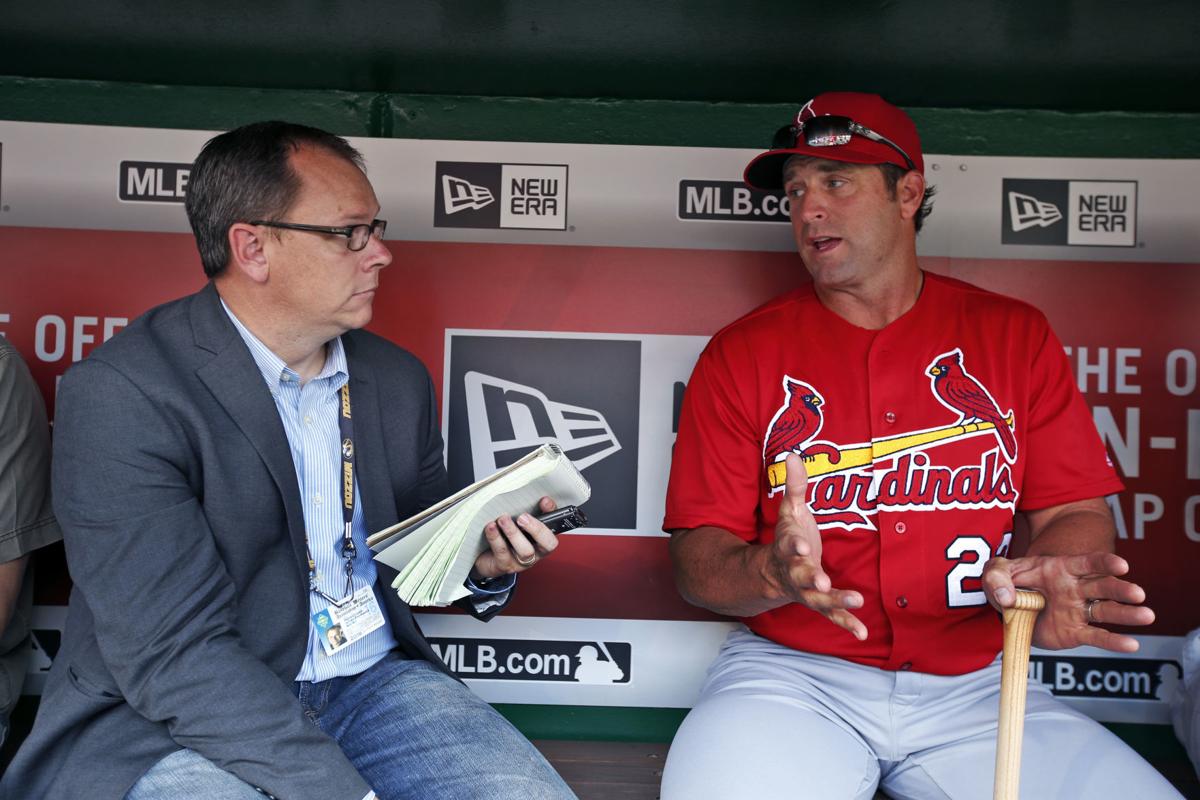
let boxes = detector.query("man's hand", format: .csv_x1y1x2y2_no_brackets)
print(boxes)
471,496,560,580
763,454,866,640
982,552,1154,652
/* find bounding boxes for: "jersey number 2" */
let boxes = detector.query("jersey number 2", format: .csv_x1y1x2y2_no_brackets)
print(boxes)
944,533,1013,608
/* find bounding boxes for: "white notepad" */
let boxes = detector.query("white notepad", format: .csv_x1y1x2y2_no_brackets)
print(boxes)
368,444,591,607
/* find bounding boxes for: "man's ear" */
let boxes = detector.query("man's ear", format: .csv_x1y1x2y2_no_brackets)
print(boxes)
227,223,270,284
897,170,926,223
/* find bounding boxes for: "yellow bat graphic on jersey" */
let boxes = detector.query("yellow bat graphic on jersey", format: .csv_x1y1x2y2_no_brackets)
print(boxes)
766,413,1015,489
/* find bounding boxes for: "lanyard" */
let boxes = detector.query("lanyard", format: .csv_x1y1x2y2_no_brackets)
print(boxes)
307,382,357,607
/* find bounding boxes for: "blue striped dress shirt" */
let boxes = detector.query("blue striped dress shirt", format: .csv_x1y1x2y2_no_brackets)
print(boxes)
222,301,397,682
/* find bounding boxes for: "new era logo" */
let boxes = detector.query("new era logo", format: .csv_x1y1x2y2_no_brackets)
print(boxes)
1007,191,1063,231
446,333,640,529
1002,178,1137,247
442,174,495,214
434,161,568,230
464,371,621,474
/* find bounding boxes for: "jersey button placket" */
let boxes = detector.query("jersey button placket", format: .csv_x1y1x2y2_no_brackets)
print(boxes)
869,339,912,672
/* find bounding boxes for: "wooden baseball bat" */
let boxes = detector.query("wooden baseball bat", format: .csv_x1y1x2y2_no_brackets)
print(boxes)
993,588,1046,800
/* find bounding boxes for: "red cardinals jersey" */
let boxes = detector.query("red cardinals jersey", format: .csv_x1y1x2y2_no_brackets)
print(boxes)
663,273,1123,675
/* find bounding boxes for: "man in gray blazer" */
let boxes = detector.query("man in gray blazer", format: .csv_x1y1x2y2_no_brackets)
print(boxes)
2,122,575,800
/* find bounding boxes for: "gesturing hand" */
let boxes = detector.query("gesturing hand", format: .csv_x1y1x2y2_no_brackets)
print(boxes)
764,453,866,640
982,552,1154,652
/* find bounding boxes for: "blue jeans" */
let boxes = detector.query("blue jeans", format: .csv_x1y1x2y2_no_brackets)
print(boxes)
126,653,576,800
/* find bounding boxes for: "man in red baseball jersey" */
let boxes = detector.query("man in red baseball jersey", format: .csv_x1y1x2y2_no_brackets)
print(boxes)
661,92,1182,799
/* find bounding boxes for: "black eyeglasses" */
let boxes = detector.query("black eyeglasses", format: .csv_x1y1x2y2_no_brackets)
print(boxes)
249,219,387,251
772,115,916,171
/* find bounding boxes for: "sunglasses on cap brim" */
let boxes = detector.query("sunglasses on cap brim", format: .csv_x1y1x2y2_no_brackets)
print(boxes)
772,115,916,171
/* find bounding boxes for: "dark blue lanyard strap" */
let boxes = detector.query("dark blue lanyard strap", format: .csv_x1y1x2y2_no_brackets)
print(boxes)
308,382,357,607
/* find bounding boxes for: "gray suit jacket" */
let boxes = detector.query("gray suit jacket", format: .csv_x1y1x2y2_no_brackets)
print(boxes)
2,284,470,800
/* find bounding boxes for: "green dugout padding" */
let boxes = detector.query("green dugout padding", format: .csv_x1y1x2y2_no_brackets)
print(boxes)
2,76,1200,158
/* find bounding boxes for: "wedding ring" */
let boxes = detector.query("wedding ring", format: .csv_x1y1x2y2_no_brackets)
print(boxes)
1085,599,1100,624
515,553,538,567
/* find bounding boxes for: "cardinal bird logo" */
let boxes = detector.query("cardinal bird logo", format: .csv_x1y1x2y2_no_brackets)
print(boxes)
927,348,1017,461
763,377,842,464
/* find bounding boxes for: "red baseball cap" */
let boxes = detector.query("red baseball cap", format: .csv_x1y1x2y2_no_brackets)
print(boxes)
744,92,924,191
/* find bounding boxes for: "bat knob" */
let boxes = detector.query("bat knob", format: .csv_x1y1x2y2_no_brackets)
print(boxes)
1010,588,1045,612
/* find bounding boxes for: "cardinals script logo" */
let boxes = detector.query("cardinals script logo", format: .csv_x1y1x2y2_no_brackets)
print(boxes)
763,350,1018,528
